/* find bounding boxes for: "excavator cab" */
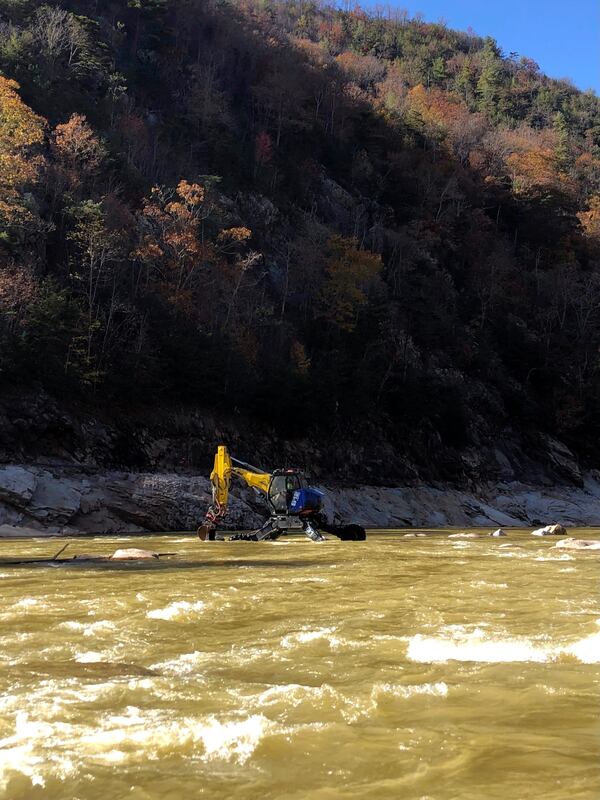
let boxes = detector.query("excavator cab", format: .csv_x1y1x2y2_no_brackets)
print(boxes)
267,470,324,515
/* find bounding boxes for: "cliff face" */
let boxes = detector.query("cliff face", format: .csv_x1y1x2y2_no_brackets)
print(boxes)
1,461,599,537
0,388,585,489
0,1,599,493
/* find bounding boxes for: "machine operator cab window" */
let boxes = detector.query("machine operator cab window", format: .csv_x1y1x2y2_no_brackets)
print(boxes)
268,470,306,514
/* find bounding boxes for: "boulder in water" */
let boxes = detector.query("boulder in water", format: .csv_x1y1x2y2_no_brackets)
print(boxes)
553,537,600,550
110,548,159,560
490,529,507,537
531,524,567,536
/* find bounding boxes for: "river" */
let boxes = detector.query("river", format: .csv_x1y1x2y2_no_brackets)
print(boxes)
0,530,598,799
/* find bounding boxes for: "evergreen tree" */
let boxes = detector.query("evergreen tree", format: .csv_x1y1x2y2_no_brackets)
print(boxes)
553,111,571,170
476,37,502,119
431,55,446,86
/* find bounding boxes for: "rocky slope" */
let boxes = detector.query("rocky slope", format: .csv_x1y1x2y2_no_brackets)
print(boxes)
0,389,593,536
1,463,600,537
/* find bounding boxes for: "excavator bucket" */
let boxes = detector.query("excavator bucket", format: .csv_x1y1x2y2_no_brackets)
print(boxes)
197,524,216,541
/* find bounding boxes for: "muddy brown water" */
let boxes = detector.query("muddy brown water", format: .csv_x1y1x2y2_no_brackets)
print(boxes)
0,530,598,799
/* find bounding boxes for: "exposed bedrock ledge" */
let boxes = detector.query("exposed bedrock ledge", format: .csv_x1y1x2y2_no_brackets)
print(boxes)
1,464,600,536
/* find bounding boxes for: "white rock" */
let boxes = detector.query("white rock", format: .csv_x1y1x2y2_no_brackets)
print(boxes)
531,524,567,536
553,537,600,550
490,529,507,537
110,548,159,560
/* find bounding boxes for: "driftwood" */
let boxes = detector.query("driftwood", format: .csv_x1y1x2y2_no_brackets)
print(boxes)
53,543,70,559
0,549,177,566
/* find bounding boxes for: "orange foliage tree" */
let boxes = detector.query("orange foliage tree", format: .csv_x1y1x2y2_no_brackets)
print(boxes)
405,84,486,163
317,235,381,331
0,78,45,238
506,147,561,197
52,114,107,179
578,196,600,239
132,180,211,314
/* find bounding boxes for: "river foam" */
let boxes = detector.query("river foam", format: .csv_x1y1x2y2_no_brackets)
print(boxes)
59,620,115,636
0,709,278,792
373,681,449,699
281,627,342,648
147,600,206,620
406,625,600,664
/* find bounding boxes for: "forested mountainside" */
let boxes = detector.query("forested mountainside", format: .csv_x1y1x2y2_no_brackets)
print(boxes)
0,0,599,482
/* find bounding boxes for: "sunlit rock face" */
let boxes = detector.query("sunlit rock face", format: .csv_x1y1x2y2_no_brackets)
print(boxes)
2,465,600,535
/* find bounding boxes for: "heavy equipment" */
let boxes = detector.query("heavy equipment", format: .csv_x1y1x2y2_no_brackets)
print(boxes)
197,445,366,542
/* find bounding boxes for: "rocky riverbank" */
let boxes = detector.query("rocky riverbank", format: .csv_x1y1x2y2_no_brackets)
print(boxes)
2,464,600,536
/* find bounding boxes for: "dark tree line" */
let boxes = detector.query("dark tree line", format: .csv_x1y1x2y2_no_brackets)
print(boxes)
0,0,599,474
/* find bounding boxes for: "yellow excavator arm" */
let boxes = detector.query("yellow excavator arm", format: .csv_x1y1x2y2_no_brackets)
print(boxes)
210,445,271,505
198,445,367,542
198,445,271,539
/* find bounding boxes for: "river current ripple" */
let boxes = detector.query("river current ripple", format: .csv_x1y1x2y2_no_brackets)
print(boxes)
0,530,598,799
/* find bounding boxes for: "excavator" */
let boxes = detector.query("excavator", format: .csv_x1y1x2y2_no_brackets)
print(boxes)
197,446,366,542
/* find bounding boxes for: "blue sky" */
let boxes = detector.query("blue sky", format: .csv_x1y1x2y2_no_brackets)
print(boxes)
361,0,599,93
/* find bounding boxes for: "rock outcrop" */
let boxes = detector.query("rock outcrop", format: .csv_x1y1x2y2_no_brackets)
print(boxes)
2,463,600,534
0,466,37,507
0,466,264,535
539,435,583,487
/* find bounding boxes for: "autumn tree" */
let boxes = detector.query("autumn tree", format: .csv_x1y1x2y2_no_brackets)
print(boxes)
51,113,107,197
216,226,261,329
336,51,386,90
0,264,37,374
405,84,486,163
0,77,45,242
578,195,600,240
317,235,381,331
132,180,212,315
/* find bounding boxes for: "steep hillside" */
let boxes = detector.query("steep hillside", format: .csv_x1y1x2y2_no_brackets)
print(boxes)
0,0,599,483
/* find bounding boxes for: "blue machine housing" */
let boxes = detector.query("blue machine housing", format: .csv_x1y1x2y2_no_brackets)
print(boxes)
288,487,324,515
